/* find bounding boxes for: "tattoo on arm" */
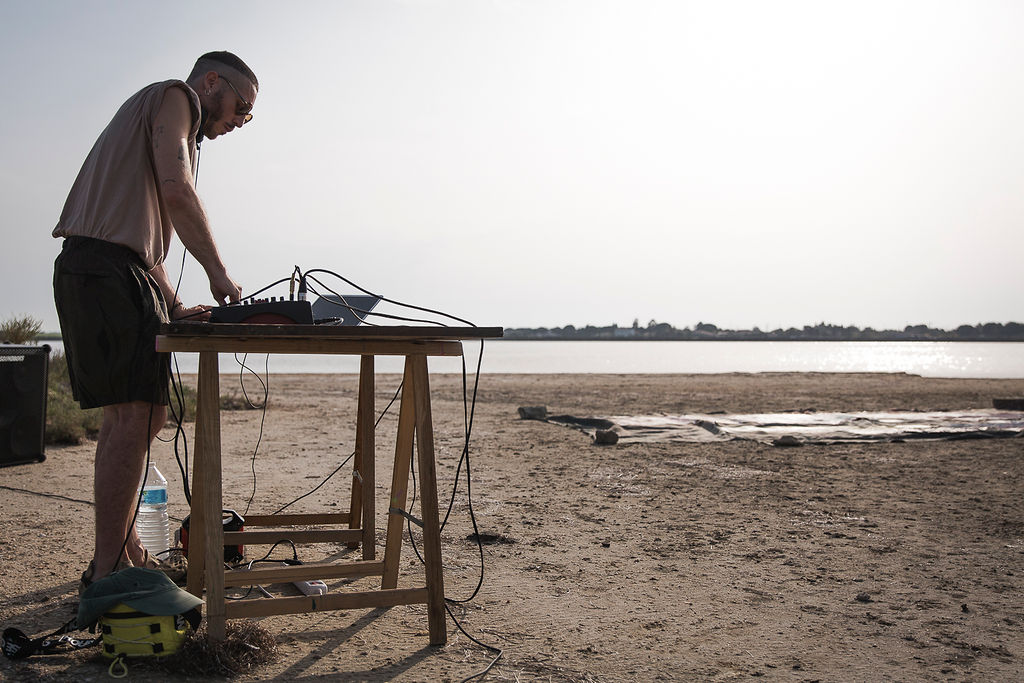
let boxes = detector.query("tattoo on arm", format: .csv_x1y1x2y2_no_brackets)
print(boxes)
177,144,187,162
154,125,165,148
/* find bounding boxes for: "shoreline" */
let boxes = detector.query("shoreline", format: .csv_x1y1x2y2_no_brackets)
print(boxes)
35,338,1024,379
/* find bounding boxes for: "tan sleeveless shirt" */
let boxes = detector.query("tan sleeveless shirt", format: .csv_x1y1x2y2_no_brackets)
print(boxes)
53,80,201,270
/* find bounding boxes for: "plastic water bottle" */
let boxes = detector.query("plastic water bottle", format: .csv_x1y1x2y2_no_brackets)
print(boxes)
136,464,171,558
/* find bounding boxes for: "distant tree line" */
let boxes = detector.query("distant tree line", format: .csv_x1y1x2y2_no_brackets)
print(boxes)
503,320,1024,341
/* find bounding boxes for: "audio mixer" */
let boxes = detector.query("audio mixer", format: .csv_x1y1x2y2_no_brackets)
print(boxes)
209,298,314,325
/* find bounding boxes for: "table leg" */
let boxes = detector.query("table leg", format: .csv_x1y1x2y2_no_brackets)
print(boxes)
186,373,208,598
348,358,368,549
358,355,375,559
382,357,416,589
196,351,226,642
410,355,447,645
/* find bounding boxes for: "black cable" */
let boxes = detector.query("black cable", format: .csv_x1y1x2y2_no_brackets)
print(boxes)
306,276,438,326
233,539,299,566
271,381,404,515
0,485,187,525
224,540,300,601
237,353,270,517
164,353,192,505
0,485,93,507
271,453,353,516
444,342,487,604
305,279,383,326
446,603,503,682
394,340,501,679
405,341,487,602
302,268,476,327
443,341,485,527
194,143,201,185
216,329,404,521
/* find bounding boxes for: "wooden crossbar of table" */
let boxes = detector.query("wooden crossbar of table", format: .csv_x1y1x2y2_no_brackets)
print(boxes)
156,323,501,645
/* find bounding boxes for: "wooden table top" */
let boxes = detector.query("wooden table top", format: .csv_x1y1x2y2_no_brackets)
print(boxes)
156,323,503,355
160,322,503,340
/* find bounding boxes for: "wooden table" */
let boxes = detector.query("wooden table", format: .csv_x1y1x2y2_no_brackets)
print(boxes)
156,323,502,644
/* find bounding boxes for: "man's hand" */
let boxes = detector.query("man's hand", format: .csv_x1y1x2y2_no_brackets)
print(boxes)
172,304,212,321
210,271,243,306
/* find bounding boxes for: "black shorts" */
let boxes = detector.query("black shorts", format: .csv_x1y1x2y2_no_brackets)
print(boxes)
53,237,170,409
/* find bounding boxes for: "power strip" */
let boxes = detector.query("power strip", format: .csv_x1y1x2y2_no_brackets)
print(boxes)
274,561,328,595
294,577,328,596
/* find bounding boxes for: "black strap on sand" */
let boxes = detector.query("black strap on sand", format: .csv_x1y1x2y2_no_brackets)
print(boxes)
2,618,100,659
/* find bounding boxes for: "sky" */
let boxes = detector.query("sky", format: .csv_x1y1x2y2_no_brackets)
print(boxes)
2,0,1023,333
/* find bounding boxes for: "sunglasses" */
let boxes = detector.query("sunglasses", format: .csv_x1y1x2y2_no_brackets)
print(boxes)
219,74,254,124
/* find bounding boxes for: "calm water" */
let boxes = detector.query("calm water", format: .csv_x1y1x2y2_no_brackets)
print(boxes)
45,340,1024,378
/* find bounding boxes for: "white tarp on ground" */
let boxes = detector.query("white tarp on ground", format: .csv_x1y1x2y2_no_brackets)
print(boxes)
545,410,1024,445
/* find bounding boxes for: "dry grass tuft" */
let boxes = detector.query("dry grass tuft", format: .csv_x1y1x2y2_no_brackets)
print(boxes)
0,315,43,344
170,620,278,677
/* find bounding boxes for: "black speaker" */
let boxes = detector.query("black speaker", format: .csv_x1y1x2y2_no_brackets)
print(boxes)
0,343,50,467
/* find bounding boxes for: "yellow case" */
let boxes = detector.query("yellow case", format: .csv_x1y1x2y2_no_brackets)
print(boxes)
99,604,189,659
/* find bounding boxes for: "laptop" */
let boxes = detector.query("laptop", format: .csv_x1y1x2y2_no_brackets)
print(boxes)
312,294,382,326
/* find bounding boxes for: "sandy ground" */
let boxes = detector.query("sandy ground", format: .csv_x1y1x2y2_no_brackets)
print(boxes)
1,372,1023,682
